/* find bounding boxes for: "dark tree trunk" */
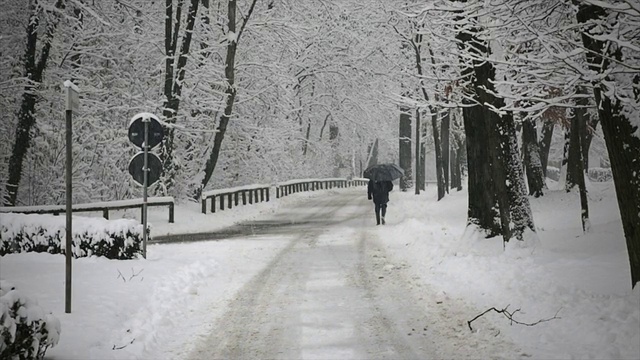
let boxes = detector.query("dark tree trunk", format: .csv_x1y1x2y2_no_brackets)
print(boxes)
399,108,412,191
522,118,545,197
566,106,587,191
582,114,599,171
561,125,570,187
161,0,200,193
450,147,457,191
455,141,463,191
539,120,554,178
415,108,421,195
431,109,445,200
569,93,590,232
4,0,64,206
457,13,536,242
408,35,444,199
302,121,311,156
441,110,450,194
575,2,640,288
455,13,499,236
419,140,426,191
366,138,379,169
200,0,258,195
461,103,500,236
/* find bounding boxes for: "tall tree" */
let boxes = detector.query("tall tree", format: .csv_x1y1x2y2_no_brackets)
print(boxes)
440,109,450,194
456,2,536,242
160,0,200,194
200,0,258,194
573,0,640,287
4,0,65,206
522,117,545,197
398,107,413,190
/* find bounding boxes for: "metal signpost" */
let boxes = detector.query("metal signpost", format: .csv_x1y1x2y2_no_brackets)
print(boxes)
63,80,79,314
128,113,163,258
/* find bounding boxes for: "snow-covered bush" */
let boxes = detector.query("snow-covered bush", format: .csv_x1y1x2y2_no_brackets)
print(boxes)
0,213,145,259
0,280,60,360
587,167,613,182
546,166,560,181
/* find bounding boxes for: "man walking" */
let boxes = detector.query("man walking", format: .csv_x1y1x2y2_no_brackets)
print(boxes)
367,180,393,225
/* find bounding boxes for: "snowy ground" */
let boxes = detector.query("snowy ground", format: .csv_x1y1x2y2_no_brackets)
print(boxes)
1,181,639,359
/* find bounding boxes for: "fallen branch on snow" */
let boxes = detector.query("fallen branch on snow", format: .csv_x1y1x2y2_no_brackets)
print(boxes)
467,305,561,331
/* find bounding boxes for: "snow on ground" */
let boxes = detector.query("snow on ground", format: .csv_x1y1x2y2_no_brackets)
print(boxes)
377,181,640,359
1,182,639,359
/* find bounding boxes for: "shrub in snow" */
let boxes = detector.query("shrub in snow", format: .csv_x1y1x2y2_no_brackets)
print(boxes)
587,167,613,182
0,280,61,360
0,213,145,259
546,166,560,181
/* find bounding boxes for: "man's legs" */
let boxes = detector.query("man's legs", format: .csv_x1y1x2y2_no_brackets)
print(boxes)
381,203,387,224
374,202,381,225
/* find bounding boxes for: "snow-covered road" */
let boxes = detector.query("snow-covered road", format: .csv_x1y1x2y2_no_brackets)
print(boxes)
183,192,519,359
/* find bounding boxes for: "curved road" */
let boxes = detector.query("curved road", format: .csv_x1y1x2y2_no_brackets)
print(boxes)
184,190,519,359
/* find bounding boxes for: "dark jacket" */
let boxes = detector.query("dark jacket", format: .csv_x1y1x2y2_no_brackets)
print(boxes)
368,180,393,204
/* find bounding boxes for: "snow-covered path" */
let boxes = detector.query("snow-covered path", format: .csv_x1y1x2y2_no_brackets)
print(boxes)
3,185,637,359
183,192,519,359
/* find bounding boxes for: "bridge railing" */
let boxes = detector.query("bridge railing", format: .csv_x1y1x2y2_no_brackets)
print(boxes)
275,178,368,198
200,178,369,214
1,178,370,219
0,197,175,223
201,184,271,214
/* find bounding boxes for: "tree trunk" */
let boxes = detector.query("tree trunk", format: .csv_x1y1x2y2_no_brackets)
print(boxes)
450,147,458,191
160,0,200,193
302,121,311,156
560,125,570,188
399,107,412,191
4,0,64,206
201,0,238,193
566,112,583,191
409,36,444,199
366,138,379,169
575,2,640,288
522,118,545,197
455,141,463,191
419,140,426,191
538,120,554,178
441,110,450,194
415,108,421,195
569,93,590,232
200,0,258,195
461,102,500,236
458,15,536,242
582,114,599,171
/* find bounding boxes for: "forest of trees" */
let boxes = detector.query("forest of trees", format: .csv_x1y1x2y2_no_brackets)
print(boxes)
1,0,638,287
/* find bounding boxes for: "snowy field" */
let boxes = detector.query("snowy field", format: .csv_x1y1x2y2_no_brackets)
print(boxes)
1,181,639,359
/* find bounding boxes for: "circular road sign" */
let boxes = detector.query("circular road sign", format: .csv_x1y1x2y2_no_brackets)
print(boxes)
128,113,164,150
128,152,162,186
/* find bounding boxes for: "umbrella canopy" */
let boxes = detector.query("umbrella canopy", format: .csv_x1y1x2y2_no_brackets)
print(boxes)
363,163,405,182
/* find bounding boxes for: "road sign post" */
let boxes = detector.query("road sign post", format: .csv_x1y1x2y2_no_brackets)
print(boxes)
63,80,80,314
142,117,149,258
128,113,163,258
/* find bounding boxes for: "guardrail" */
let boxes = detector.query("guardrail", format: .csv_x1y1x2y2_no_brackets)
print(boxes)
275,178,368,198
200,178,369,214
201,184,271,214
0,197,175,223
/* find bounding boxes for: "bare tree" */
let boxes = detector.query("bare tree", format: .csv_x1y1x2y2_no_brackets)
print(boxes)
4,0,65,206
573,0,640,287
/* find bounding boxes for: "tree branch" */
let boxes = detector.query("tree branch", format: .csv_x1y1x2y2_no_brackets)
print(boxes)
467,305,561,331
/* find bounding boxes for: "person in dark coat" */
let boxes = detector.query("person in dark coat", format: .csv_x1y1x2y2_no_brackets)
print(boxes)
367,180,393,225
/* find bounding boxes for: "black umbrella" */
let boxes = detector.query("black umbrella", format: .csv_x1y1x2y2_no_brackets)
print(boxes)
363,163,405,182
